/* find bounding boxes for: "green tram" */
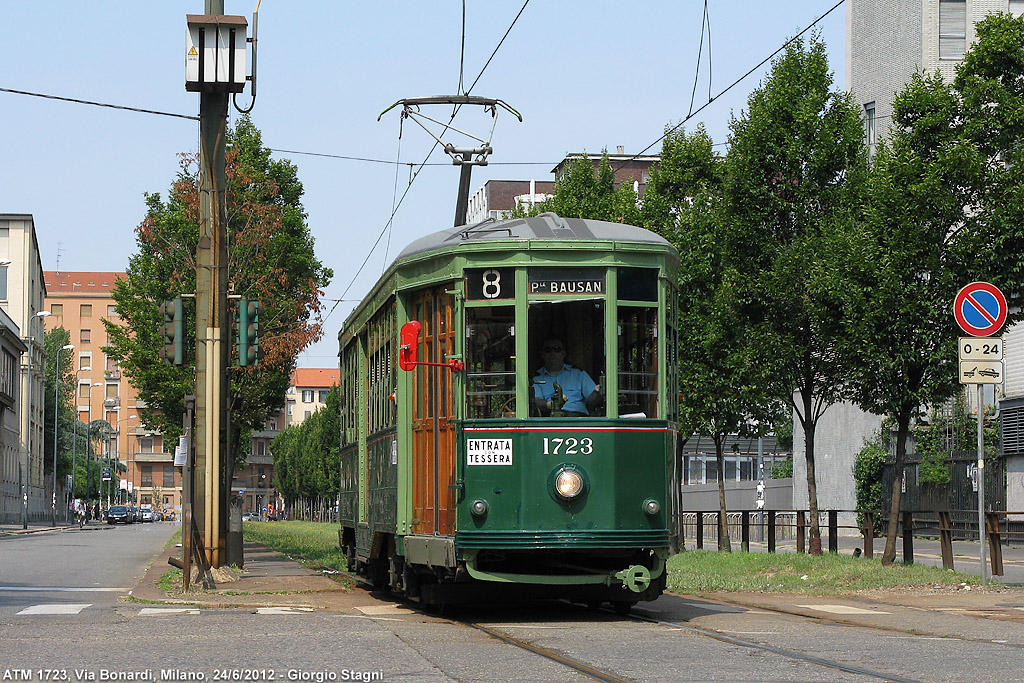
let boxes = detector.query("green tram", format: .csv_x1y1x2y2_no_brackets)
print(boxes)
338,212,680,610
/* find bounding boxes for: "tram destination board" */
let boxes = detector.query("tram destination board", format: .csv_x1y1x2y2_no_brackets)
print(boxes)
528,267,605,295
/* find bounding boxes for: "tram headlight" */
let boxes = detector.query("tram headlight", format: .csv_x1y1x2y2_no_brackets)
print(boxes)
643,498,661,516
553,467,585,500
470,499,489,517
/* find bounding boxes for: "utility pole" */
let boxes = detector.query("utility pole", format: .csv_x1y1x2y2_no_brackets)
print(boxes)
187,2,248,569
194,0,229,568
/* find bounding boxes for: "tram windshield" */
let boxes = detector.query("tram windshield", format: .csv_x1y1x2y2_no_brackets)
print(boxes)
529,300,605,417
466,306,516,419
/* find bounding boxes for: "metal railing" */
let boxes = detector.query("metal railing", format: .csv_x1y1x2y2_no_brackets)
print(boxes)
682,509,1024,576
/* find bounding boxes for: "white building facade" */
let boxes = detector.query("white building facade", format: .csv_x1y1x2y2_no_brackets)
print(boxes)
0,214,48,523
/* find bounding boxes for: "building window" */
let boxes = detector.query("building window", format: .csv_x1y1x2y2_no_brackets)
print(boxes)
141,465,153,487
79,354,91,370
106,355,119,371
51,303,63,317
139,436,154,453
1012,0,1024,18
319,390,329,402
304,411,312,420
107,304,118,317
80,329,91,344
939,0,967,60
864,102,877,151
287,402,293,416
256,440,266,457
80,304,93,317
105,383,118,399
78,382,91,399
302,390,314,403
163,466,175,487
0,265,7,301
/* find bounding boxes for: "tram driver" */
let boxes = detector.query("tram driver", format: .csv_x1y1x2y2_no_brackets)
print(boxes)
532,339,603,417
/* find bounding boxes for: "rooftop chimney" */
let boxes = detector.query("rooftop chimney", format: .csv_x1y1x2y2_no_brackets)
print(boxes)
616,145,625,155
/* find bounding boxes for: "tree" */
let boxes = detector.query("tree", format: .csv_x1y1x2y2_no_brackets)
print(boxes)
511,151,640,223
42,328,76,487
840,14,1024,565
641,125,782,550
717,34,868,554
271,386,340,520
104,116,333,449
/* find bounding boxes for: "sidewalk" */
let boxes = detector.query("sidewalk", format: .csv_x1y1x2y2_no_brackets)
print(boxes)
0,519,82,534
130,540,372,611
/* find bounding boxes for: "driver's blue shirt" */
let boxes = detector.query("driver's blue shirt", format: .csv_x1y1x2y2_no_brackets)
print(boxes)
533,363,597,415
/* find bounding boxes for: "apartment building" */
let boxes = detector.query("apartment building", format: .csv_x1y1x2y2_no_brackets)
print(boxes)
0,215,47,523
44,271,175,511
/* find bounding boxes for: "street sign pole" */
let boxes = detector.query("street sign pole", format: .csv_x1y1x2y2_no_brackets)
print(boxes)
977,383,987,587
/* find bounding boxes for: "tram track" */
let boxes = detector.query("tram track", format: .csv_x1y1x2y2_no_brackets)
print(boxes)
339,573,1000,681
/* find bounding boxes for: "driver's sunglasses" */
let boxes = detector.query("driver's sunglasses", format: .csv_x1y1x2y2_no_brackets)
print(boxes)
543,346,563,352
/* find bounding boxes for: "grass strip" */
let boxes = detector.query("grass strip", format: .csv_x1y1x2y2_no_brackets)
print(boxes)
667,549,982,595
243,520,349,573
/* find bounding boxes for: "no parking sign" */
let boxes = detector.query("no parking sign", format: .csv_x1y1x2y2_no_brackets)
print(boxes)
954,282,1007,337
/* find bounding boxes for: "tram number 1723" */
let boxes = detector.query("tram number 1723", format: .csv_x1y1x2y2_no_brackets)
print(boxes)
542,437,594,455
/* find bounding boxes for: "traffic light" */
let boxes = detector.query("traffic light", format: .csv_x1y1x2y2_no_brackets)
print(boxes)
237,297,261,366
159,296,184,365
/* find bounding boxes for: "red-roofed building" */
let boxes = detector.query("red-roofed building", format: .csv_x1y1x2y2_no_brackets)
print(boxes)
286,367,340,427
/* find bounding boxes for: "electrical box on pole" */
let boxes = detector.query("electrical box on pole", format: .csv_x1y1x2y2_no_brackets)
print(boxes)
186,15,248,93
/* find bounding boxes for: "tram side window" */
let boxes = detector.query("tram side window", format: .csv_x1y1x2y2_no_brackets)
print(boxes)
529,300,605,417
618,307,658,418
466,307,515,418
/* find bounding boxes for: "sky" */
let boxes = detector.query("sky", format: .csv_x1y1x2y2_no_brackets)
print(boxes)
1,1,846,368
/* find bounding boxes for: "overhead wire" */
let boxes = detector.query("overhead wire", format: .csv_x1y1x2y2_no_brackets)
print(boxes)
613,0,844,171
0,86,198,121
326,0,531,325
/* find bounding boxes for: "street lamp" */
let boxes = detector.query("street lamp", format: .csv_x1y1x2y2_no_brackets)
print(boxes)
53,343,74,525
111,414,137,505
69,366,90,514
22,310,51,530
86,381,102,510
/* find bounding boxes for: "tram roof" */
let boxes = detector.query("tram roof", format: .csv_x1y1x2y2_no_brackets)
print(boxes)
396,213,673,260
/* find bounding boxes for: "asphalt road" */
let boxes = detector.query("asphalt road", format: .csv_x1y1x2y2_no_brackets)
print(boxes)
3,523,1024,682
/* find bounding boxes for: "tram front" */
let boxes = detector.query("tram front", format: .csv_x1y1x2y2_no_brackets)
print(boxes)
437,255,680,606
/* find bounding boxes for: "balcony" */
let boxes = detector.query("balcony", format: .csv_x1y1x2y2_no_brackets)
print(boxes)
104,369,121,380
104,397,120,408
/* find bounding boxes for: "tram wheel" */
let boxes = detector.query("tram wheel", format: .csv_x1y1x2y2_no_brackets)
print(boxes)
611,601,636,616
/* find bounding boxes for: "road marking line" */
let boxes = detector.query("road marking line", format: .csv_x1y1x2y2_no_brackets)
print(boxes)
354,604,413,615
795,604,891,615
256,607,315,614
0,586,127,592
18,603,91,615
138,608,199,615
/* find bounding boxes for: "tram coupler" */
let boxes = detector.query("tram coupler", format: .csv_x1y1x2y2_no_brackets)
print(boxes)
614,564,652,593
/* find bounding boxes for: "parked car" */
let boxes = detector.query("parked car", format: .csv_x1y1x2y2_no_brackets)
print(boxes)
127,505,141,523
140,508,155,522
107,505,131,524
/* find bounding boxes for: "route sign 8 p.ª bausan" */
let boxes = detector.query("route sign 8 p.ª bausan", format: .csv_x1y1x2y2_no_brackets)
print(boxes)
954,282,1008,337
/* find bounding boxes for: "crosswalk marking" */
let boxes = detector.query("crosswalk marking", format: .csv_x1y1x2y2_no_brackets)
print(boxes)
0,586,126,592
17,603,91,615
256,607,315,614
795,604,891,615
138,608,200,616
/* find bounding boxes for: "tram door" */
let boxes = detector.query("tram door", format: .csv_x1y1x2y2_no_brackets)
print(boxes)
409,286,457,536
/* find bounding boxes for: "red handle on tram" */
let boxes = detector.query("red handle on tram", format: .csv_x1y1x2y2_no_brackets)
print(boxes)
399,321,464,372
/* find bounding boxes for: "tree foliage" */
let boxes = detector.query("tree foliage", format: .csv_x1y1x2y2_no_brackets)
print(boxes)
271,386,340,518
838,14,1024,564
104,116,333,445
715,34,867,554
511,152,640,223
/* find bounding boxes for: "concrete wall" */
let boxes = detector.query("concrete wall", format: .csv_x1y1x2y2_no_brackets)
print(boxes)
680,479,793,512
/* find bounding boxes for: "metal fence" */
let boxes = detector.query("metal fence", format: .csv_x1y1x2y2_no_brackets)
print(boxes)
881,450,1005,512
